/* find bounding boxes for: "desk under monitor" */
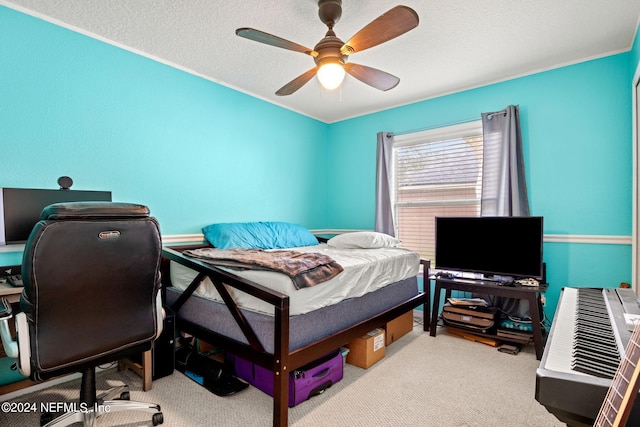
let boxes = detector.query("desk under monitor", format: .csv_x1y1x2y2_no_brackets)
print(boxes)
0,284,22,304
0,265,23,304
430,276,548,360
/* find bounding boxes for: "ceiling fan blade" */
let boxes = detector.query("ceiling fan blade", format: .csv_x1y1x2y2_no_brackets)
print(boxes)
341,6,419,55
275,67,319,96
236,28,317,57
344,62,400,91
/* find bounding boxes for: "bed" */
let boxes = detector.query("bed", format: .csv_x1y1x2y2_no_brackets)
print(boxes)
160,223,430,427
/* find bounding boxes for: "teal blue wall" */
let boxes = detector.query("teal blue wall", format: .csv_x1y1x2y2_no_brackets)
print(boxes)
327,52,634,319
1,5,639,322
0,6,330,238
327,54,633,234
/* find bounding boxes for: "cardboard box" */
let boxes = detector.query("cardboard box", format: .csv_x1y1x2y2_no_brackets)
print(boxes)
385,311,414,345
346,328,385,369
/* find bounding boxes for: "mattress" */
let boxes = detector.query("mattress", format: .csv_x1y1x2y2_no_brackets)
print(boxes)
169,243,420,316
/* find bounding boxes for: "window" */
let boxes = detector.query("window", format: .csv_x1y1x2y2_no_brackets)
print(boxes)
392,121,483,260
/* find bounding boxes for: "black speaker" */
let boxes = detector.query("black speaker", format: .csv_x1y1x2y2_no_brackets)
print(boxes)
151,308,175,380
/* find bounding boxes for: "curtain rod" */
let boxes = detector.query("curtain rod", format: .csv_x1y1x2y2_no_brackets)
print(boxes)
391,116,480,137
484,107,509,120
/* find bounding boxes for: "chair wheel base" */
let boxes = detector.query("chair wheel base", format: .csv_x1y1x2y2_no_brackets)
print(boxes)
40,412,54,426
152,412,164,425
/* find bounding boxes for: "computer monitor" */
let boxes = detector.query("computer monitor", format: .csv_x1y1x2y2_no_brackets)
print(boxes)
0,187,112,245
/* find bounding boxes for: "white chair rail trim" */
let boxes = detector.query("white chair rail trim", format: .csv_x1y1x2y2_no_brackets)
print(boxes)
0,232,632,252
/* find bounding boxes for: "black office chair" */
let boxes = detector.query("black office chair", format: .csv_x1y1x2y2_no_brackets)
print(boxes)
0,202,164,426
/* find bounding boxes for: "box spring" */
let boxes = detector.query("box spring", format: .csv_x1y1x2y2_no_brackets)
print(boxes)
165,275,418,354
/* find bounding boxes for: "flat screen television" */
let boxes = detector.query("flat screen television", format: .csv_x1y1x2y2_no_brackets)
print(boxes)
0,187,112,245
435,216,544,280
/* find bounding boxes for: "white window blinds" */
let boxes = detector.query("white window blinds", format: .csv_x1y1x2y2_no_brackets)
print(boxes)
393,121,483,260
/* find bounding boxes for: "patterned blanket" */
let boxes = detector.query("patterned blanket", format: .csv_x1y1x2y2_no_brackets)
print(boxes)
183,247,343,289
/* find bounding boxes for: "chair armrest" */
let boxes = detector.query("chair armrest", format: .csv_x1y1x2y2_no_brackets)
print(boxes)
0,297,11,320
0,297,31,377
0,297,17,358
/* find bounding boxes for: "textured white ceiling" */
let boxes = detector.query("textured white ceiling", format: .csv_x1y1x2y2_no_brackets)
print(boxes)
3,0,640,123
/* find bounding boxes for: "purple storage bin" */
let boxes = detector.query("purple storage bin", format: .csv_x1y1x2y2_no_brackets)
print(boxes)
229,350,343,407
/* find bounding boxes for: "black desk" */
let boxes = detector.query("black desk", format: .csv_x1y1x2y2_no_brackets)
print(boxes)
0,265,22,304
430,277,548,360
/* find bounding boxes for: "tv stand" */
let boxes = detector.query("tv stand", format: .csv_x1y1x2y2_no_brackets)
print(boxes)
430,276,547,360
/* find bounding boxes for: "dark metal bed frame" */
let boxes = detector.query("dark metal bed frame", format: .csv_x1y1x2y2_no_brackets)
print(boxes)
161,243,430,427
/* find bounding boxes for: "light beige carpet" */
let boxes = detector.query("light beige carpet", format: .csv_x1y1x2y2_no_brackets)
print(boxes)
0,322,564,426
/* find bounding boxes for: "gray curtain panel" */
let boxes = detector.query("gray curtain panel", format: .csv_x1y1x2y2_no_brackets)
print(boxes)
480,105,530,217
374,131,395,236
479,105,532,317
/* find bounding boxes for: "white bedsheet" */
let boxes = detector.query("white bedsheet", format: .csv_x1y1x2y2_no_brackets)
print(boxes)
170,243,420,316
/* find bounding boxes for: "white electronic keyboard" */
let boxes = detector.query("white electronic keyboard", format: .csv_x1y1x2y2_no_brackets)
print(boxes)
535,287,640,426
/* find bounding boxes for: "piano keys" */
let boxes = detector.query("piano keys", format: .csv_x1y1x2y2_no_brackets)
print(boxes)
536,287,640,427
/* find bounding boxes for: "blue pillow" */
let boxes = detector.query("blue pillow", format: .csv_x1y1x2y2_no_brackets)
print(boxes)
202,221,319,250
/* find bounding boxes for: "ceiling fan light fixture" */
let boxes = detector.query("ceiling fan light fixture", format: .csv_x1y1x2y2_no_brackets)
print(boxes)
237,4,419,96
317,61,345,91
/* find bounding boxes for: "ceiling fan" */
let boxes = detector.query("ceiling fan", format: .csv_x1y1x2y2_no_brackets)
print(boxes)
236,0,419,96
